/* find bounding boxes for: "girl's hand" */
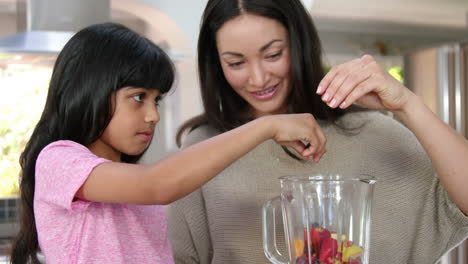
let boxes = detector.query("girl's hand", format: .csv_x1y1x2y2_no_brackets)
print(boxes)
317,55,413,112
261,113,326,162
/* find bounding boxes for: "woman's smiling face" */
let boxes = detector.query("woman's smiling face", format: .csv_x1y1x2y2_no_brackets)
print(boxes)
216,13,292,118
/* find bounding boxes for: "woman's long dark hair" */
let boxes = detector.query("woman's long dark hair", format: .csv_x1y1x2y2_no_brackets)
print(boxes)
177,0,351,145
10,22,175,264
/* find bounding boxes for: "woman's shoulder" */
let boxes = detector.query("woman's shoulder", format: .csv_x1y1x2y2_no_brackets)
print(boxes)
180,124,222,148
335,110,425,153
338,110,433,174
341,110,429,156
339,110,409,135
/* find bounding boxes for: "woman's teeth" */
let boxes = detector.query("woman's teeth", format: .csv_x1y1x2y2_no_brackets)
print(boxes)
255,86,275,95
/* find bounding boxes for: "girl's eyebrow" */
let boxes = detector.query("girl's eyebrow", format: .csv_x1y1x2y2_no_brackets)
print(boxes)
122,86,139,91
221,39,283,57
123,87,146,92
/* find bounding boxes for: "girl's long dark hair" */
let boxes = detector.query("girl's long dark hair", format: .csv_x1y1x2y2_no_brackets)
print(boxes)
10,22,175,264
177,0,354,146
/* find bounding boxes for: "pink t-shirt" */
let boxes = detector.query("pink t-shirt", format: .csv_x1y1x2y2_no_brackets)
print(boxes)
34,140,174,264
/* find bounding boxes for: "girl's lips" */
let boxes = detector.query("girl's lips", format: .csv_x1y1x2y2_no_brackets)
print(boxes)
250,84,279,100
137,132,153,142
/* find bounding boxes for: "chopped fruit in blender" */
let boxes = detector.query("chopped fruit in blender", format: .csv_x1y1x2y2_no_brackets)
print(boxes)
311,227,331,251
294,239,305,257
296,226,364,264
319,236,338,262
342,245,363,262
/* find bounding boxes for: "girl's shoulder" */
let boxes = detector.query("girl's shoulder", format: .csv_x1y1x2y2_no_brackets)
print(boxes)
35,140,110,189
39,140,90,157
37,140,103,169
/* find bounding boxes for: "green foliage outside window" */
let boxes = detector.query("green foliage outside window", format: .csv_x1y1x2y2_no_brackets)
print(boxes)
387,66,404,83
0,66,50,197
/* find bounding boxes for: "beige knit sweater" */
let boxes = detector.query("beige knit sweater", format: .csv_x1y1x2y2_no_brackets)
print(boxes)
167,111,468,264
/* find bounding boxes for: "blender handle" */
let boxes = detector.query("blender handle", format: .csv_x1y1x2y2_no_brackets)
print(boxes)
262,196,289,264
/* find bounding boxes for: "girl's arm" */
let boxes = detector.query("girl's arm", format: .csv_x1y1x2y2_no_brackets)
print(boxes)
317,55,468,215
76,113,326,205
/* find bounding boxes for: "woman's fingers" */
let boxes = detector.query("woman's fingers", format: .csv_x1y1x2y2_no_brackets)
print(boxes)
318,54,412,111
318,58,365,105
342,81,380,109
327,65,373,109
317,55,382,110
318,58,359,95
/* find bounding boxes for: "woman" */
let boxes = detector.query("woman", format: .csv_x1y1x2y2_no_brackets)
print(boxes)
167,0,468,263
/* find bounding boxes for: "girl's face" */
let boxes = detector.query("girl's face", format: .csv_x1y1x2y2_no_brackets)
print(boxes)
216,13,292,118
88,87,161,161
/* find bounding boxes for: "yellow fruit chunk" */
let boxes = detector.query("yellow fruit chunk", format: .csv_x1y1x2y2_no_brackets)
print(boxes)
342,245,363,261
293,239,304,257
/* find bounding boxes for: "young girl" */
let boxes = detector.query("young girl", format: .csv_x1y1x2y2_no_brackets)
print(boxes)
9,22,324,264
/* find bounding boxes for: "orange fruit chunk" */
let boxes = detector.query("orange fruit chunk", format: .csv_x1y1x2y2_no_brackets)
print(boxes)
294,239,305,257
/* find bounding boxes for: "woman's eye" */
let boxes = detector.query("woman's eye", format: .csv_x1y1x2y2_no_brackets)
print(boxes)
228,61,244,68
268,51,282,59
133,94,145,102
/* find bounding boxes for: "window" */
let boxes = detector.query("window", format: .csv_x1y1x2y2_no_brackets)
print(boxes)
0,53,54,197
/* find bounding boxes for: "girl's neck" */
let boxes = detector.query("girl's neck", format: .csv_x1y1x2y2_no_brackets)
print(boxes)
87,139,121,162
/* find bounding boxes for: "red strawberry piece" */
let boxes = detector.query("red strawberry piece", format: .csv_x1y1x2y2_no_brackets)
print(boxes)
310,253,317,263
311,227,331,252
319,236,338,263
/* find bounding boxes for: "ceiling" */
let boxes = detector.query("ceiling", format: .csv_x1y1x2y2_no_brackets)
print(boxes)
0,0,466,60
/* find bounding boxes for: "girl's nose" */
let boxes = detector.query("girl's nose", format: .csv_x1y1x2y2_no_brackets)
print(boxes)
248,61,268,87
145,103,160,124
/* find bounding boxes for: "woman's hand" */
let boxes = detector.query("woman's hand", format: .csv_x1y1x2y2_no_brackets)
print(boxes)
261,113,326,162
317,55,413,113
317,55,468,214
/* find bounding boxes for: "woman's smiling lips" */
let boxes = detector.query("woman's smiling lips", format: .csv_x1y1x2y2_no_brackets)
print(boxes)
250,83,279,100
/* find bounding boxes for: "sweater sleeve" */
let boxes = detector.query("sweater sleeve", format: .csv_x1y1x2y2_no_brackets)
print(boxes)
359,112,468,263
167,125,220,264
167,189,213,264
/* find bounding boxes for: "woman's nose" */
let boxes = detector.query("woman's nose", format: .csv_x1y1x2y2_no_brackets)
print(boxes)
248,62,268,87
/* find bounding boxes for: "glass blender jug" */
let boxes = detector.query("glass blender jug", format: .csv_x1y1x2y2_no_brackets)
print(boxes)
262,174,376,264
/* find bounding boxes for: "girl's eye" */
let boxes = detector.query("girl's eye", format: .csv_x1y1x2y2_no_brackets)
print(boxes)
155,96,162,106
133,93,145,102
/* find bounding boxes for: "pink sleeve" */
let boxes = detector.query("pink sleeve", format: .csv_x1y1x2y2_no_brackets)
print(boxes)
35,140,110,211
